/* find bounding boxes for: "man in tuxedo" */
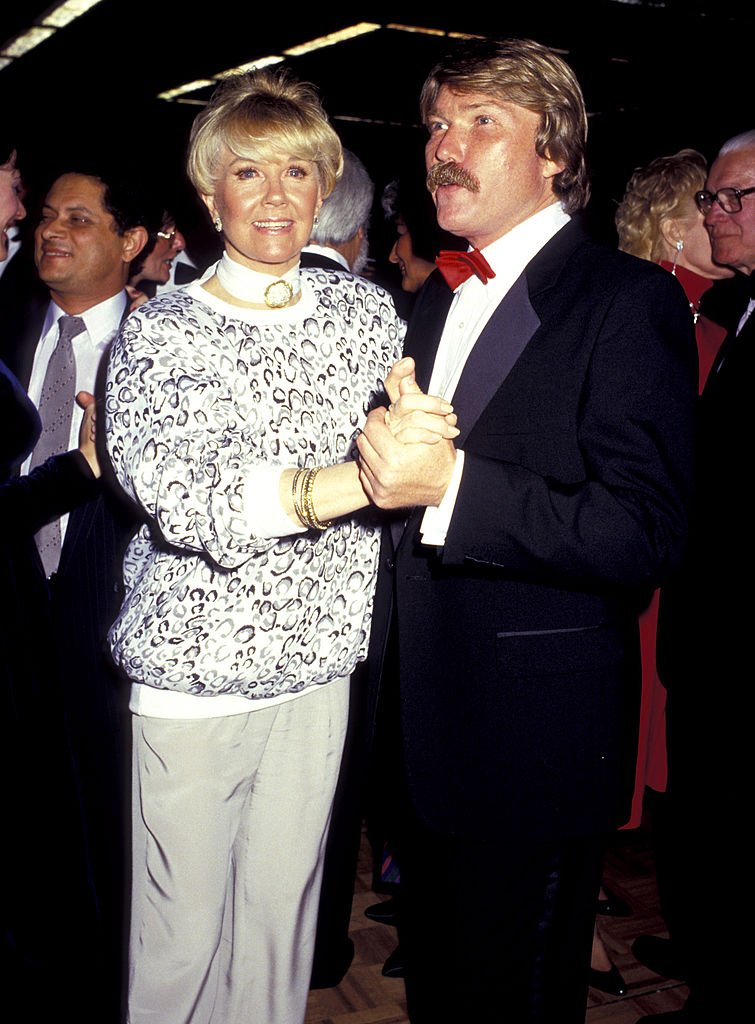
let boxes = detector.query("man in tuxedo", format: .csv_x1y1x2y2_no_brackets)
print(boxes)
1,167,148,1022
357,38,697,1023
638,130,755,1024
300,147,374,274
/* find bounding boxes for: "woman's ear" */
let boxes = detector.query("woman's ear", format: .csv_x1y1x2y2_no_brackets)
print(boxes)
201,193,220,229
659,217,683,252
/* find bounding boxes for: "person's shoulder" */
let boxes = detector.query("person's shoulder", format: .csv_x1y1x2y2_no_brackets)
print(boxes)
304,267,399,309
563,231,681,292
125,283,206,324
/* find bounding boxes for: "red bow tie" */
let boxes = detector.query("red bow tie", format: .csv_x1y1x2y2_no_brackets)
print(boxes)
435,249,496,289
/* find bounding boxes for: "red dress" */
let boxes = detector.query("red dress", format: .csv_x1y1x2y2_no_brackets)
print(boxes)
623,262,727,828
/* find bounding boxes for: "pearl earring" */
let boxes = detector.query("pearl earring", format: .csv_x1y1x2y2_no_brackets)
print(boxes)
214,217,223,232
671,238,683,275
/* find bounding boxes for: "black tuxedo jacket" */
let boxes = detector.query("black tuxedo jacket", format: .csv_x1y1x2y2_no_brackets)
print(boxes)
656,281,754,803
368,220,698,842
1,291,137,658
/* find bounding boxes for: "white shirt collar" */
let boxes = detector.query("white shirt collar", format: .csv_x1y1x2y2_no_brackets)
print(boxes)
43,289,128,347
477,202,571,280
302,243,350,271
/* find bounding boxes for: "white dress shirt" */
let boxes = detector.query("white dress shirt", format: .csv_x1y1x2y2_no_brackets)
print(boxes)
301,243,350,270
421,202,570,545
22,289,127,540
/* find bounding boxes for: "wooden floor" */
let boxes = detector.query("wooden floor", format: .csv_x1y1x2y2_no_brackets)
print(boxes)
305,822,687,1024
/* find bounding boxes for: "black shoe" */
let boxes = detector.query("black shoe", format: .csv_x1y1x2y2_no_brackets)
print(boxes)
364,896,399,925
381,944,405,978
631,935,688,981
597,884,632,917
589,964,627,996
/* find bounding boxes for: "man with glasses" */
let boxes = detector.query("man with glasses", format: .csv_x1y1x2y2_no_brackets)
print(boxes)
638,130,755,1024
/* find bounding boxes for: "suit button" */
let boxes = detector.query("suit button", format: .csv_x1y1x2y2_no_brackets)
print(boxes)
385,557,395,571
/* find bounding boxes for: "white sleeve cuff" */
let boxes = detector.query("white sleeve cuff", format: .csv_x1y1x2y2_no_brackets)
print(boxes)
243,465,308,539
419,448,465,547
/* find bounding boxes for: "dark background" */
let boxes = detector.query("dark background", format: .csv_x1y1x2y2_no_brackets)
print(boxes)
1,1,750,273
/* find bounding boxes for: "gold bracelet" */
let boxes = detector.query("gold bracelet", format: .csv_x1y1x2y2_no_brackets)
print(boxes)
291,468,307,527
302,466,332,531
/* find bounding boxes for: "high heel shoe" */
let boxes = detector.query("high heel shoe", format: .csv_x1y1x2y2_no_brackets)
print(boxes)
589,963,627,996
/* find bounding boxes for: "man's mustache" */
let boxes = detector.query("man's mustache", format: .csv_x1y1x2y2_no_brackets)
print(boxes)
426,161,481,193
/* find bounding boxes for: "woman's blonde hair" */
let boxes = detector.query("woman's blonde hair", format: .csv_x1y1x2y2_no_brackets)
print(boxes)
615,149,708,262
187,67,343,199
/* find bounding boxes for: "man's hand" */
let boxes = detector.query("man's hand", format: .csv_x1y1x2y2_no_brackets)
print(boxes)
76,390,101,478
383,357,459,445
357,404,457,510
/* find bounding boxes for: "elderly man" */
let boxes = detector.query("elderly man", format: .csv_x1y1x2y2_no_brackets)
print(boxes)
301,147,374,274
357,38,697,1023
637,130,755,1024
1,166,148,1022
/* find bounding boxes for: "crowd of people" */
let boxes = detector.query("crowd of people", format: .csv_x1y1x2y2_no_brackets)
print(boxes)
1,33,753,1024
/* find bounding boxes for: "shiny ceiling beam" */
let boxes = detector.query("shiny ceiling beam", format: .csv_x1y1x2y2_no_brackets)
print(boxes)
0,1,103,69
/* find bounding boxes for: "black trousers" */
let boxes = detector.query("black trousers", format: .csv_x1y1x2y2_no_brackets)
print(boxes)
396,811,605,1024
371,630,606,1023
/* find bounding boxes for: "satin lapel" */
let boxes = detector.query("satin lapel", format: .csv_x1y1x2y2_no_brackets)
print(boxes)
452,272,540,446
403,272,454,391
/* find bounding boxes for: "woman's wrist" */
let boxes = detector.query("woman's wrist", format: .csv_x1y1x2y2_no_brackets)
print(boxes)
280,461,369,529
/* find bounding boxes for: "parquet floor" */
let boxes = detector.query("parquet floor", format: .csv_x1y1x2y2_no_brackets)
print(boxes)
305,822,688,1024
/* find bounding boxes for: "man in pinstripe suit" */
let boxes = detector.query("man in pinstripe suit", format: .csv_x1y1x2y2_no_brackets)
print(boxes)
2,165,149,1023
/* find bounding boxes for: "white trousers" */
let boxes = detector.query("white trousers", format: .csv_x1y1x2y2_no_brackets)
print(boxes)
128,677,350,1024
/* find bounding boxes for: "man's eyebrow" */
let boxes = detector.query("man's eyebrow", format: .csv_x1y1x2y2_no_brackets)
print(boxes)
42,202,99,215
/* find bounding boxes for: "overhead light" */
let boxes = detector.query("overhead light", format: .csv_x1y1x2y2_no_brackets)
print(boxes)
215,55,285,76
157,79,217,101
283,23,380,57
156,21,490,107
41,0,103,29
0,0,104,69
386,24,446,37
158,25,382,103
387,24,484,40
1,26,56,58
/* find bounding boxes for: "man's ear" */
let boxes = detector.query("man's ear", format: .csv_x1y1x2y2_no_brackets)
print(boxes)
541,147,565,181
122,226,148,265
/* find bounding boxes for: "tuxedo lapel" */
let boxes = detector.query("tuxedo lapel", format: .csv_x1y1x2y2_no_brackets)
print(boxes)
403,272,454,391
451,272,540,446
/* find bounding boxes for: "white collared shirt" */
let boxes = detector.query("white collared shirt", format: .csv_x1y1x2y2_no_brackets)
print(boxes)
22,289,128,539
301,243,350,271
421,202,571,545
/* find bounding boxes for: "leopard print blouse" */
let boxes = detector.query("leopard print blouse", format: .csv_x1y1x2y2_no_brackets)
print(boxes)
105,268,403,700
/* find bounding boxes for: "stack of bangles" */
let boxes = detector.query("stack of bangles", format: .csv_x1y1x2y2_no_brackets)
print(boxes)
291,466,333,531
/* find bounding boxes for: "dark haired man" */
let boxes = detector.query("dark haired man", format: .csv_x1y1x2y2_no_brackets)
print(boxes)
357,37,698,1022
2,167,148,1022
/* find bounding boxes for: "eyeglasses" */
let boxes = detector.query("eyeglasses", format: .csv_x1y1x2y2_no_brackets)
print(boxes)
694,186,755,215
156,227,177,241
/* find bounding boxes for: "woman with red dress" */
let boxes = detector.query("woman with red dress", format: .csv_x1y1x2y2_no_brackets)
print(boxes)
600,149,734,990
